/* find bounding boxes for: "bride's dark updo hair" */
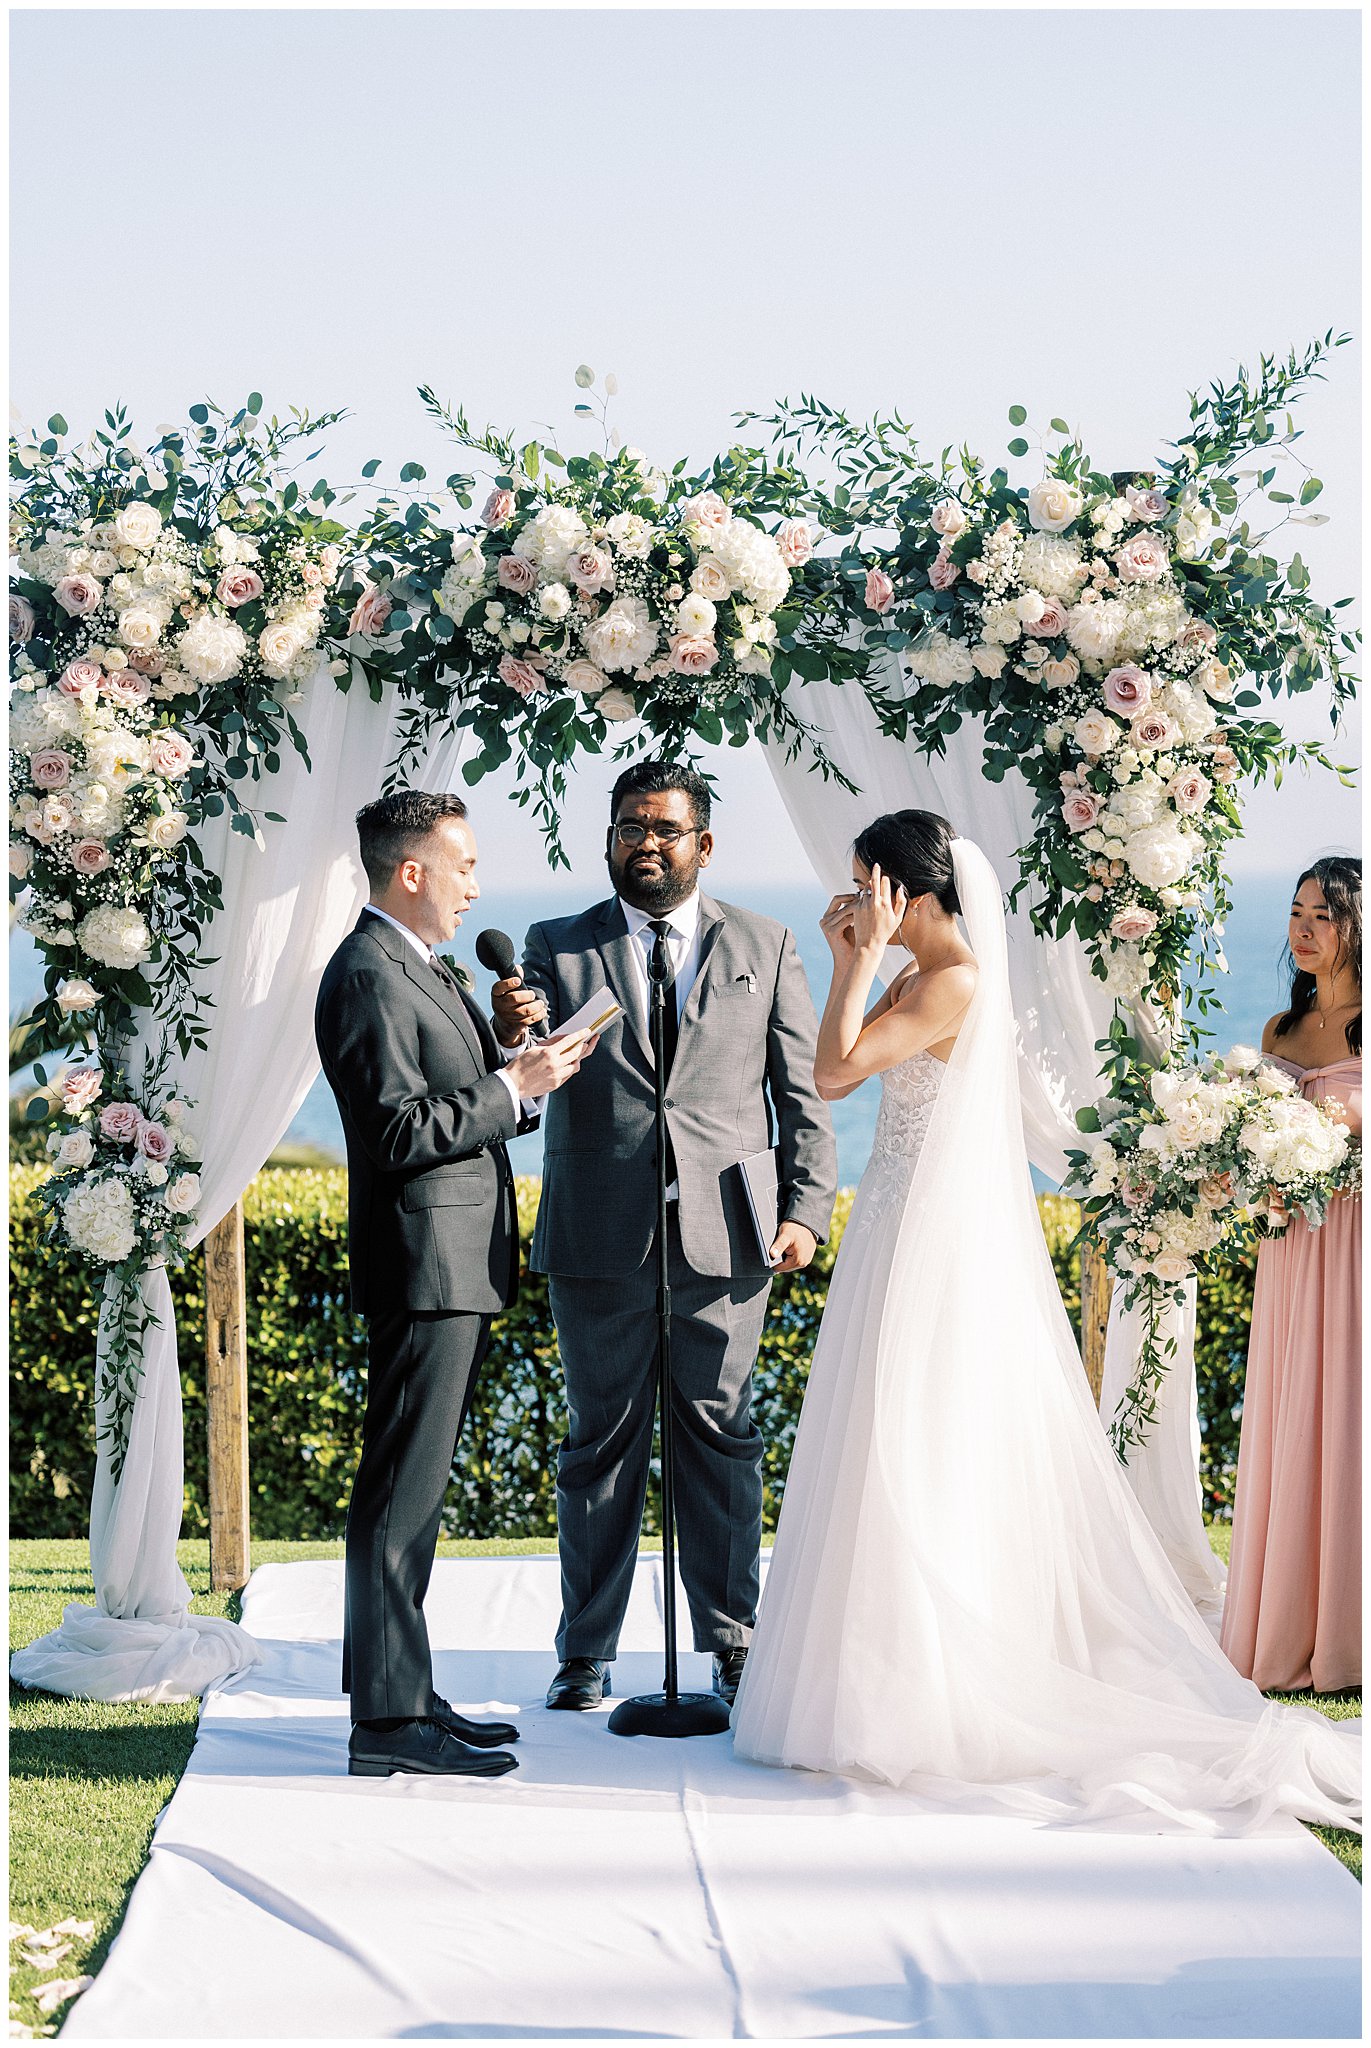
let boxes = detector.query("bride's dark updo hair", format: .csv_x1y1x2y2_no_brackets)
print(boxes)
851,809,960,915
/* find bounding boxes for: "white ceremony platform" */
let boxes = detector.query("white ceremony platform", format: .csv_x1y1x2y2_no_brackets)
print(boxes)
63,1555,1361,2040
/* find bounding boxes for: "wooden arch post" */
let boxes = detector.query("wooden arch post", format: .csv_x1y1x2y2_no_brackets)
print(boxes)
205,1199,251,1591
1079,1236,1113,1409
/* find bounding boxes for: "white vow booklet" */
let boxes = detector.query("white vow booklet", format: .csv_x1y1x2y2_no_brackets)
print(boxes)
547,989,625,1047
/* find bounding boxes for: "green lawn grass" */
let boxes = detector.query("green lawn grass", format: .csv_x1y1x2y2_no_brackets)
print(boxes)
9,1534,1362,2036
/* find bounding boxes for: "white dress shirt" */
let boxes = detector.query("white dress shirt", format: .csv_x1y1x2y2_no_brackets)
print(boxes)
363,906,526,1122
618,890,703,1199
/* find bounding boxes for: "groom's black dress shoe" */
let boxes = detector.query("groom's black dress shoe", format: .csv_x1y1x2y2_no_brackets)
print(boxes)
430,1693,520,1747
545,1658,611,1710
713,1649,748,1706
348,1718,518,1778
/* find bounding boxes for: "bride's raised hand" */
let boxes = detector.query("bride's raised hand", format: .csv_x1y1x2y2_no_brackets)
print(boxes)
820,893,858,960
852,863,906,954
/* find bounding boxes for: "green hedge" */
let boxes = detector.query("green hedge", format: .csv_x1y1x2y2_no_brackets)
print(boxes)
9,1169,1250,1539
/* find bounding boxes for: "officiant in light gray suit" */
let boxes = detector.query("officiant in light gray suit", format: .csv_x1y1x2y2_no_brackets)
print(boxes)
491,762,837,1711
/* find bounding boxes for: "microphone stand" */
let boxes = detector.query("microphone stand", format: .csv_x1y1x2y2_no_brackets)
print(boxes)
608,939,731,1739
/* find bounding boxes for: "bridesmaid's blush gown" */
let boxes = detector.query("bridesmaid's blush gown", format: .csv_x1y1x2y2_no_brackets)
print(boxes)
1221,1055,1362,1693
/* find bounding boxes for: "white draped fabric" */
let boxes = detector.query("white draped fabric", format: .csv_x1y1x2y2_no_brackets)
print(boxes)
762,657,1224,1608
11,659,467,1703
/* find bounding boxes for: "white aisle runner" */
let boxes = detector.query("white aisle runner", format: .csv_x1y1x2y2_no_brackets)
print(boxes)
64,1556,1360,2041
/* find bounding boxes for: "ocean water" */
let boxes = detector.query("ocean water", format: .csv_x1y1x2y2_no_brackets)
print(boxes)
9,873,1303,1188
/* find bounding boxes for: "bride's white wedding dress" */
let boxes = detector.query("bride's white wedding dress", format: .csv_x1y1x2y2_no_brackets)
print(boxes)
732,838,1360,1835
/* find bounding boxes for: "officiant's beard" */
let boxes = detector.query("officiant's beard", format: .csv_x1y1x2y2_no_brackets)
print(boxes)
609,847,701,915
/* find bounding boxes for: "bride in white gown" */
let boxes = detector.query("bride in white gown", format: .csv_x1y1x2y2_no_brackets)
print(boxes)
732,812,1360,1836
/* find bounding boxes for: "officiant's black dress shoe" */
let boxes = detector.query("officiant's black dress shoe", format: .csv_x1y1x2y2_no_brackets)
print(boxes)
545,1658,611,1710
348,1718,518,1778
430,1693,520,1747
713,1649,748,1706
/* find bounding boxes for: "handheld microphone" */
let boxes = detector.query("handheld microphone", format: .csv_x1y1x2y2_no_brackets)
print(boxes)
474,928,517,979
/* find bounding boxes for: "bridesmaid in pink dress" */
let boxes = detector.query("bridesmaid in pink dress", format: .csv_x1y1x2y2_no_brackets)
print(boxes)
1222,856,1362,1693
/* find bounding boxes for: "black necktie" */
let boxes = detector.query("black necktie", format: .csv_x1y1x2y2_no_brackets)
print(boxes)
647,921,679,1076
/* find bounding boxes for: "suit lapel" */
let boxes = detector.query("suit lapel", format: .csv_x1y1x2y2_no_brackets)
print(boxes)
680,896,727,1032
596,899,654,1070
361,912,488,1069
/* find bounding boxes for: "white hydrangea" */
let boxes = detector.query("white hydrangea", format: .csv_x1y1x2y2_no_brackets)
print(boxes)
63,1176,138,1263
705,519,790,613
1124,821,1202,891
1158,681,1219,744
77,904,153,969
906,631,976,687
1102,947,1150,1002
512,505,590,581
1017,534,1086,602
1065,598,1128,667
178,613,248,686
1114,588,1187,658
582,595,658,675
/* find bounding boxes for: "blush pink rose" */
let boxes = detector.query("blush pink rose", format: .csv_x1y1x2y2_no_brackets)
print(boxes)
70,839,113,874
53,573,103,617
927,549,960,592
1102,664,1152,716
565,547,615,596
127,648,166,676
1114,531,1170,584
1208,745,1239,784
1021,594,1069,639
1125,484,1169,523
10,596,35,641
964,559,989,586
1119,1173,1154,1211
1175,616,1217,657
481,489,517,528
1198,1172,1235,1210
668,633,719,676
1110,906,1158,942
1167,768,1212,816
62,1066,103,1114
347,584,393,637
136,1119,174,1162
1131,709,1177,749
865,567,895,614
100,1101,143,1142
497,653,547,699
104,670,152,708
58,658,104,697
30,749,72,791
681,492,730,532
775,519,813,568
216,567,265,608
1062,791,1102,833
148,731,195,778
496,553,539,595
930,500,968,539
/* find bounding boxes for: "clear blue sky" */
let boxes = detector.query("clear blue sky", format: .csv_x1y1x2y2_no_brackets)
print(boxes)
10,7,1360,903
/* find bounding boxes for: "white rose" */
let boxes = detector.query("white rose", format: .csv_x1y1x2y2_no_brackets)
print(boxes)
930,500,968,539
606,512,654,558
1015,589,1047,625
113,502,163,551
56,978,100,1014
58,1130,95,1168
1027,479,1084,534
676,593,717,636
595,688,638,721
164,1172,201,1216
1074,709,1118,756
690,557,732,602
980,601,1022,645
971,643,1008,678
259,619,308,677
117,605,164,651
145,810,190,851
538,582,573,622
563,657,611,696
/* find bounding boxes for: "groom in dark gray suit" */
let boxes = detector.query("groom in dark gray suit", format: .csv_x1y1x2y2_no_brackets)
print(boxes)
493,763,837,1710
315,790,593,1778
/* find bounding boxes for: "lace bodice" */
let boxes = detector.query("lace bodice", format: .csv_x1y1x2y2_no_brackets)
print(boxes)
869,1049,946,1165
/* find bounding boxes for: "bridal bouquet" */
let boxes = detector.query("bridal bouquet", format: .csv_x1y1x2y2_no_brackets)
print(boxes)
1068,1046,1358,1452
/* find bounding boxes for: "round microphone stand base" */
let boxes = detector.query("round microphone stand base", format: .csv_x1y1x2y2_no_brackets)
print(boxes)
607,1691,733,1739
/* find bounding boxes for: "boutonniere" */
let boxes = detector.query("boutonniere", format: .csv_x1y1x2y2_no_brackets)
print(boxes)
437,954,476,994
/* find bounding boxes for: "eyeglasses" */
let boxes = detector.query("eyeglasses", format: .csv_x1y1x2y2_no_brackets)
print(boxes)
612,823,698,850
